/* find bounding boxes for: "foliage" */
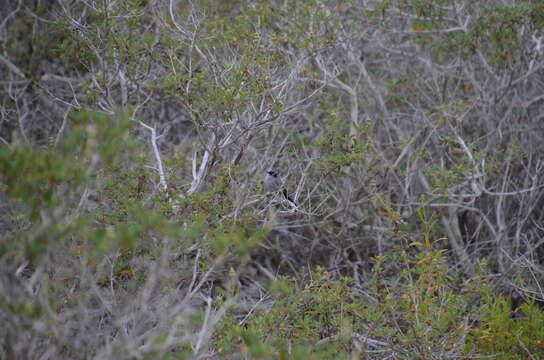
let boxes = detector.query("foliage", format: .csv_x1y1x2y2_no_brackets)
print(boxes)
217,235,544,359
1,0,544,359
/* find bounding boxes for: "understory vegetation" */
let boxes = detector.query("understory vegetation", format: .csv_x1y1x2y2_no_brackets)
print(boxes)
1,0,544,359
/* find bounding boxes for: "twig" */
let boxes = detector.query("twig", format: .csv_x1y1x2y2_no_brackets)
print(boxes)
193,295,213,354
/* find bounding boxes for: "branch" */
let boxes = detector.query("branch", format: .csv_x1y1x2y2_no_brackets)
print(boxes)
0,54,25,78
139,121,168,192
187,149,210,195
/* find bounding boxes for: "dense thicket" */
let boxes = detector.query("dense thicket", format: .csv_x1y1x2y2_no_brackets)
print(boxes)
1,0,543,359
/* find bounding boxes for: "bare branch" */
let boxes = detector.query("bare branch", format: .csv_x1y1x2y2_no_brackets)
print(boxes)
140,121,168,192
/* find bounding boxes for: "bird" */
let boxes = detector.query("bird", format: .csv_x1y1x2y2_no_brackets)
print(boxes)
264,170,296,205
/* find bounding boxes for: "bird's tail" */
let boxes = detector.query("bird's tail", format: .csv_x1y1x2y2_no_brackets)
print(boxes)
283,188,296,205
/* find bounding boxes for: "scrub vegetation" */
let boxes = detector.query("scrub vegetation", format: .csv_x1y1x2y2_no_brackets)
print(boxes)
1,0,544,359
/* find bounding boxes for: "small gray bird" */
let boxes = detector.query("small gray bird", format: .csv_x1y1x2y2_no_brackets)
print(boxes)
264,171,295,204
